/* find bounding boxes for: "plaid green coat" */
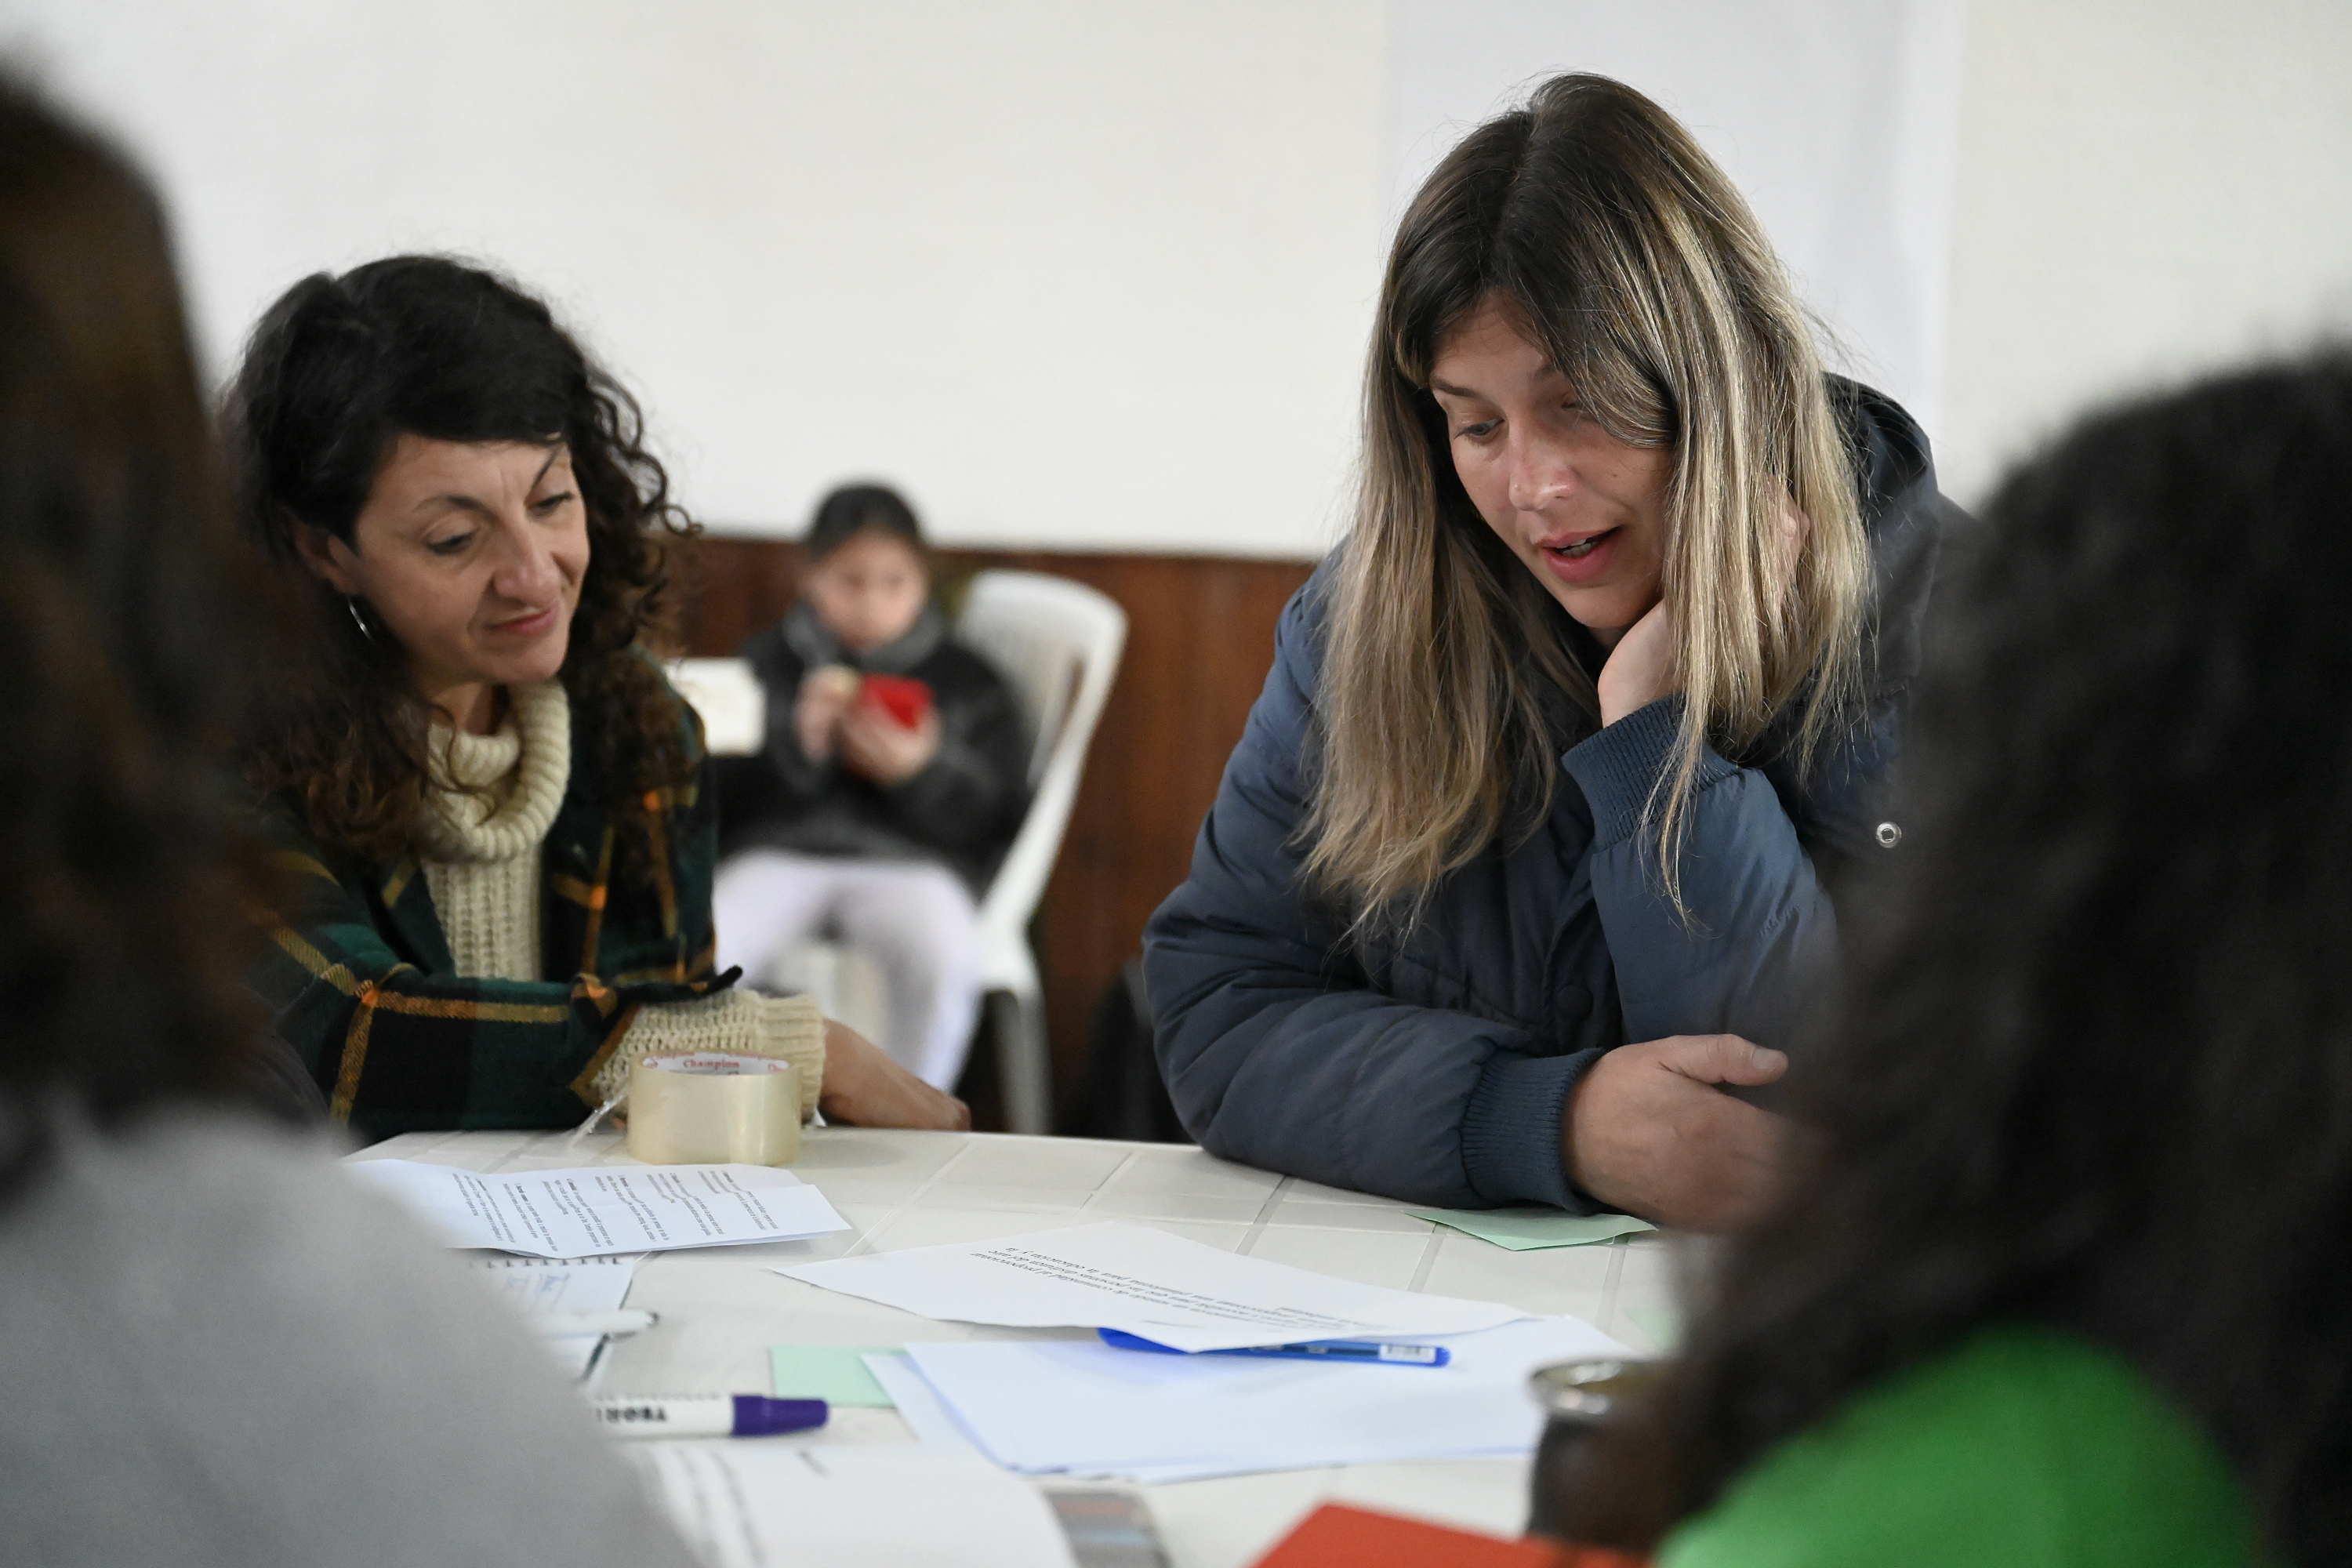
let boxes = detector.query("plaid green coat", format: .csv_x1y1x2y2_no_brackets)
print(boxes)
251,710,734,1143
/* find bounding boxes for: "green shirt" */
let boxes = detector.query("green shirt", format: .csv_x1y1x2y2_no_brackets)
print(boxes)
1661,1325,2260,1568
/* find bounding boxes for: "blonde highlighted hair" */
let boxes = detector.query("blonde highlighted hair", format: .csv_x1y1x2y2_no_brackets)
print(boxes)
1305,73,1870,920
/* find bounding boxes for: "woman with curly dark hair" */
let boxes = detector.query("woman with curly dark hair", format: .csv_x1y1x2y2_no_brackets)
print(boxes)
230,256,965,1139
1541,358,2352,1565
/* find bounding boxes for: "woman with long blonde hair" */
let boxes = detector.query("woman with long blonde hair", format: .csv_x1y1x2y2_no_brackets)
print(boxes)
1145,74,1951,1229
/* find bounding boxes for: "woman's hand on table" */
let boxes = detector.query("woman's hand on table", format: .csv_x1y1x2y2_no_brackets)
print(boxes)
1562,1034,1789,1232
818,1018,971,1130
1596,600,1676,725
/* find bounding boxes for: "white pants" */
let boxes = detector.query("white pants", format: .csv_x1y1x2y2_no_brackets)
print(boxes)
713,851,985,1091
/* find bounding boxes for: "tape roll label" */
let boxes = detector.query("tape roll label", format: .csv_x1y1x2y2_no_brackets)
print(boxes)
642,1052,795,1077
627,1052,803,1167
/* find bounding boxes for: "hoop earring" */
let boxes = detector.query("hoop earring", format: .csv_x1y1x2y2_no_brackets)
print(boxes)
346,596,383,644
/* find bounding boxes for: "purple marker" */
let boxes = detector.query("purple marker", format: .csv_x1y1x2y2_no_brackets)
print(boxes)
590,1394,828,1439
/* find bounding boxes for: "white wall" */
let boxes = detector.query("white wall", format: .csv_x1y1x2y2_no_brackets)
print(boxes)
1386,0,1963,442
3,0,1395,555
1940,0,2352,501
6,1,2348,545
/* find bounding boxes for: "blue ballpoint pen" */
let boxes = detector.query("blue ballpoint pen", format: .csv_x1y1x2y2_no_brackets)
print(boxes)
1097,1328,1450,1367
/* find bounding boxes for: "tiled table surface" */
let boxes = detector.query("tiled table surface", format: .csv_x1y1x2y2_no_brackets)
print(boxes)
357,1127,1686,1568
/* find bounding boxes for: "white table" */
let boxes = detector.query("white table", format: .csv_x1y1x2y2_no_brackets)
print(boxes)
356,1127,1684,1568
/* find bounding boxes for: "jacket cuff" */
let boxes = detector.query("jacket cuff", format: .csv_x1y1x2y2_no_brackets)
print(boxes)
1461,1049,1601,1210
1561,697,1735,849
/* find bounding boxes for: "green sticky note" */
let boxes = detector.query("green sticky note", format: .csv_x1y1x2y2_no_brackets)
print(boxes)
1625,1305,1683,1352
1408,1207,1657,1250
769,1345,900,1408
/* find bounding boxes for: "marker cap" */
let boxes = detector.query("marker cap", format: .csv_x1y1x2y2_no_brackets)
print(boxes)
731,1395,829,1436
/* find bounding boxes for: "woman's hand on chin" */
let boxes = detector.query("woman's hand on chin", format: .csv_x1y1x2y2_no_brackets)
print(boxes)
818,1019,971,1131
1596,599,1676,724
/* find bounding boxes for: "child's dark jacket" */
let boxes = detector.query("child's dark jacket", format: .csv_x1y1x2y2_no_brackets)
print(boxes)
719,604,1029,892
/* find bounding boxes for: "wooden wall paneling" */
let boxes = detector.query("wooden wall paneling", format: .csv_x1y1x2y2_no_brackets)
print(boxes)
673,535,798,655
674,535,1316,1130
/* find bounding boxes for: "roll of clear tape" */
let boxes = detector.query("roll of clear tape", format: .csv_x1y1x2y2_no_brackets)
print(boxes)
625,1052,802,1166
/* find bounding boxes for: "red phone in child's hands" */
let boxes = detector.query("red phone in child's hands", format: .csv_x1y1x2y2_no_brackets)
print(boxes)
858,673,934,728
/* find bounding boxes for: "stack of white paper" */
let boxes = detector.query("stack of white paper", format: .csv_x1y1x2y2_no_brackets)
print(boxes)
777,1220,1635,1483
630,1441,1076,1568
349,1160,848,1257
872,1319,1635,1483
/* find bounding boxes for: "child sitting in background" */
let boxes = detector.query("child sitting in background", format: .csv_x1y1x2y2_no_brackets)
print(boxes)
715,485,1029,1091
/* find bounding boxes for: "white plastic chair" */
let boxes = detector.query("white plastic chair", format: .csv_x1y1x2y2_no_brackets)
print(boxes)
670,657,766,757
954,570,1127,1133
674,570,1127,1134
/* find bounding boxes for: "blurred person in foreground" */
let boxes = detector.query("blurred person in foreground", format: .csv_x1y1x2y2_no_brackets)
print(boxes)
0,77,698,1566
1542,358,2352,1565
716,484,1028,1091
227,256,965,1139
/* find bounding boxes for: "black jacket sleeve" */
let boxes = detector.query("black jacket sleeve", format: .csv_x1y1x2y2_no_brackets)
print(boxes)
1144,586,1542,1209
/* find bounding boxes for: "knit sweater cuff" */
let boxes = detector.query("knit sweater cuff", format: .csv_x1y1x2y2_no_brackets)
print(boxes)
1459,1049,1602,1211
1560,696,1736,851
591,992,826,1120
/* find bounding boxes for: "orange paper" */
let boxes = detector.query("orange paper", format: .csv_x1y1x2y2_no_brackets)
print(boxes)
1247,1504,1646,1568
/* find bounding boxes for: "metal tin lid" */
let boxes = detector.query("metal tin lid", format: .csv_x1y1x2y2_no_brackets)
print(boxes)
1526,1357,1666,1421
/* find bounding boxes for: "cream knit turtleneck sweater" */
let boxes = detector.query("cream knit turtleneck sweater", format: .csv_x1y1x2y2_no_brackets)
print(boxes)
417,682,824,1112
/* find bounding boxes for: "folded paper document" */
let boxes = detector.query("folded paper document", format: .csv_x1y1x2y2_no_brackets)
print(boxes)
349,1159,848,1258
777,1221,1524,1351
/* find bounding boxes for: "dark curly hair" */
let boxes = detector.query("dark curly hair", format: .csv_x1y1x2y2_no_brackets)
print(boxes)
0,76,280,1194
226,256,696,882
1552,355,2352,1565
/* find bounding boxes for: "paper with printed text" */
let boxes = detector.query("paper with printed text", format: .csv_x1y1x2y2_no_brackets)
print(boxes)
348,1160,847,1258
776,1221,1524,1352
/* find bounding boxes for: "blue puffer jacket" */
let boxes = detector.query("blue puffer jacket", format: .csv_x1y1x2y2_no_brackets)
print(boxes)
1143,380,1951,1211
